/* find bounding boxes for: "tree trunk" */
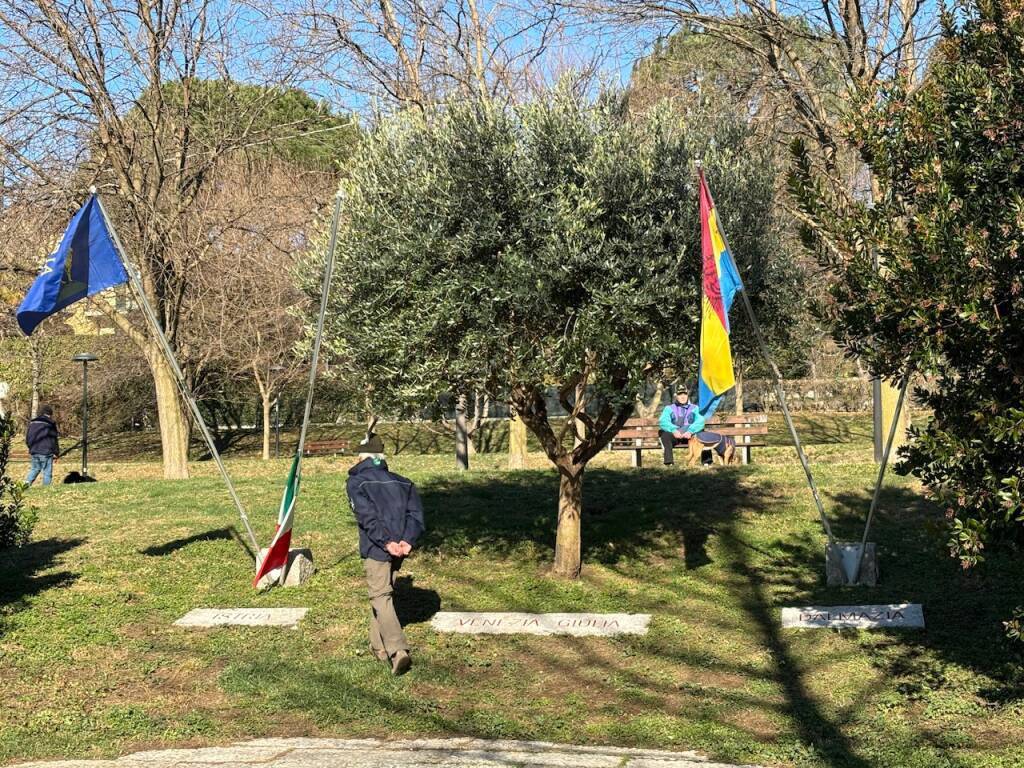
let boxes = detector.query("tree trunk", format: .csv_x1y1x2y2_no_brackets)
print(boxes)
148,346,190,479
455,393,469,471
553,466,584,578
29,337,42,418
508,411,527,469
261,392,272,461
573,382,585,449
735,364,744,415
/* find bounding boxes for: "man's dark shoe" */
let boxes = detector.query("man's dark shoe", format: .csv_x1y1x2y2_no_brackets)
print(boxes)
391,650,412,676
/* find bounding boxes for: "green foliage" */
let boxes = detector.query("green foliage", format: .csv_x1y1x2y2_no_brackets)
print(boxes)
788,1,1024,594
313,85,793,418
0,414,33,548
141,79,360,170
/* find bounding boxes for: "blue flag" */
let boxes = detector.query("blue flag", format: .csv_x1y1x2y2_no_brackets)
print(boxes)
17,196,129,336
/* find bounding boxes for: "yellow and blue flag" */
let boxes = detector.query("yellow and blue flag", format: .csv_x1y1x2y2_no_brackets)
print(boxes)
698,171,743,417
17,195,129,336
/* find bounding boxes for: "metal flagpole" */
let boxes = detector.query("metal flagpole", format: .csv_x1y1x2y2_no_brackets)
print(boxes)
295,190,344,473
696,165,837,544
854,368,911,582
91,190,260,553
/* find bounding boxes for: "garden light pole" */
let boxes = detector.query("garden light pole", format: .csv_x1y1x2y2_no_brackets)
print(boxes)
72,353,98,477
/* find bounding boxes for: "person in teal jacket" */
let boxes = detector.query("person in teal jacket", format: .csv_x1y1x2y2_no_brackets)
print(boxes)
658,389,734,465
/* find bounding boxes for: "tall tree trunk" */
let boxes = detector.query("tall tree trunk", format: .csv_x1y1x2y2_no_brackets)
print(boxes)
455,392,469,471
148,345,190,479
508,411,527,469
553,465,584,578
261,392,272,461
29,337,42,418
254,366,272,461
735,363,744,415
573,382,585,449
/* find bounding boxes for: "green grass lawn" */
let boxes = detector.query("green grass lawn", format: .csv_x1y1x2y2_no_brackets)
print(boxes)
2,448,1022,767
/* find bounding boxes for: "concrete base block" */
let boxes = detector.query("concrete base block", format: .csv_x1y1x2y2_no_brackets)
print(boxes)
255,547,315,591
826,542,878,586
283,548,315,587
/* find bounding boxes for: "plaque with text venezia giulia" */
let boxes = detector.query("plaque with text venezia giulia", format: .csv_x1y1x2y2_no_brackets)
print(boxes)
431,612,650,636
781,604,924,629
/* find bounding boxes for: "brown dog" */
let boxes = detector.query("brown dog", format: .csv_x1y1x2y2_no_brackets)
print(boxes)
687,436,736,466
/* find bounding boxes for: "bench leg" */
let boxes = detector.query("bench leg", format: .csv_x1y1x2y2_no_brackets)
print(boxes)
632,448,642,468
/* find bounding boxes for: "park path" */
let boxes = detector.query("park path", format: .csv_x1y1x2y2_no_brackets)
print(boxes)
13,737,762,768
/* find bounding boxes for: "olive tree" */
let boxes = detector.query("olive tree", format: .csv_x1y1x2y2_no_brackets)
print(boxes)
319,86,787,577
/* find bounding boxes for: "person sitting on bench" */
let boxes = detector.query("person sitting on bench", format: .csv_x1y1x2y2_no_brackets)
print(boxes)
658,388,734,466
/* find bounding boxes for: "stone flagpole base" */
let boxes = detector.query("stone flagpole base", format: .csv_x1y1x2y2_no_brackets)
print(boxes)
255,547,315,591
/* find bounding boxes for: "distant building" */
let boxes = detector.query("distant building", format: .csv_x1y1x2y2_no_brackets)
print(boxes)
65,286,132,336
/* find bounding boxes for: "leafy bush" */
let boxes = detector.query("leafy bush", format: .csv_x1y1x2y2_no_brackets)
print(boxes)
0,413,34,548
789,0,1024,639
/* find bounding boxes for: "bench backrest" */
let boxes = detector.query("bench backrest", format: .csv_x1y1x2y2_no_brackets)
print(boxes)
617,413,768,438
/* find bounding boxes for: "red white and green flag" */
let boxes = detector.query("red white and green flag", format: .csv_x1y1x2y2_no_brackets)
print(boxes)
253,453,299,587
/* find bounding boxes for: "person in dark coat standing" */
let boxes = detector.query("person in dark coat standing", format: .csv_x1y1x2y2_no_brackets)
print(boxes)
346,434,425,676
25,405,60,487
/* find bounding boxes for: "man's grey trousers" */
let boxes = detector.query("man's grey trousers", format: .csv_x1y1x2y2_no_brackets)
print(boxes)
363,557,409,658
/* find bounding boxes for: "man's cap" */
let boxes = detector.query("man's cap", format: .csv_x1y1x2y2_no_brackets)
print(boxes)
357,434,385,454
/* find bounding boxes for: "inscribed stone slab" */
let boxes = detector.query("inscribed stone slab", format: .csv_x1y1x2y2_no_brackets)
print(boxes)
174,607,308,628
781,603,923,629
431,612,649,636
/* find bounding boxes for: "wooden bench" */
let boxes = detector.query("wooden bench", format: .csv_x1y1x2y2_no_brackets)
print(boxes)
610,414,769,467
6,448,30,462
302,439,351,457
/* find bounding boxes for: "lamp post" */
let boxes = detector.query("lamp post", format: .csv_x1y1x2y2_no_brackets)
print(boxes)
72,353,98,477
270,365,285,458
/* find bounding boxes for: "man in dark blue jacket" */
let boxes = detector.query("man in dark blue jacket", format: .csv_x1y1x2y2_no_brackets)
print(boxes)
346,434,425,676
25,405,60,487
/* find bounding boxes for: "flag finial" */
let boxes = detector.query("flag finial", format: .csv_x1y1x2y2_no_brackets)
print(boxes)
89,186,97,194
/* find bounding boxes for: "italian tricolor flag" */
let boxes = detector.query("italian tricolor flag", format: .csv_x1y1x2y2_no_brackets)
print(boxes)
253,453,299,587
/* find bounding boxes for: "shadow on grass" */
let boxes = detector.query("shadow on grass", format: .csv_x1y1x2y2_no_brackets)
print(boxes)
138,526,238,557
394,574,442,625
0,537,85,632
221,468,1023,765
416,466,757,567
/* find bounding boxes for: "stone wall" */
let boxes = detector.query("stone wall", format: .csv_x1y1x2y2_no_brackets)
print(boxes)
738,378,873,412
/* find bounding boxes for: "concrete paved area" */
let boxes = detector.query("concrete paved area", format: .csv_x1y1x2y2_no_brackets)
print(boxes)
12,737,762,768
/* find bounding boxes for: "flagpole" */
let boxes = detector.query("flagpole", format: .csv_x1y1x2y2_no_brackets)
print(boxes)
262,189,342,587
696,165,836,545
91,189,260,554
295,190,344,475
854,367,911,582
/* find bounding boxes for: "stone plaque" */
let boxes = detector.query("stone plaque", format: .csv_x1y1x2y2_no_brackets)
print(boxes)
781,603,924,629
431,612,650,636
175,607,308,628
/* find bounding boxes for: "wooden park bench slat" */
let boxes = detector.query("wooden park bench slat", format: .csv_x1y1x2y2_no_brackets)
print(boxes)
302,439,351,457
610,413,769,467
